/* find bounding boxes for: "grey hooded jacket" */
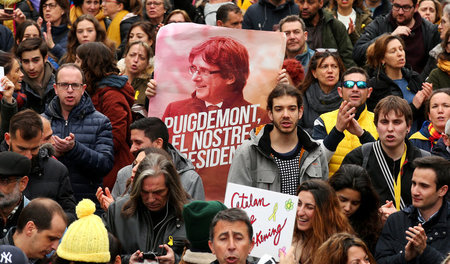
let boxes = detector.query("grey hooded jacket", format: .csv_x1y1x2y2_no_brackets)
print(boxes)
227,124,328,192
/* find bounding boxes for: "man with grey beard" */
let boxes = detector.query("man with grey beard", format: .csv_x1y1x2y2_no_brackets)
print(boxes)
0,151,31,238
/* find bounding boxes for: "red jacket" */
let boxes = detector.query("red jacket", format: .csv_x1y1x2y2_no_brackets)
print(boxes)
91,75,135,189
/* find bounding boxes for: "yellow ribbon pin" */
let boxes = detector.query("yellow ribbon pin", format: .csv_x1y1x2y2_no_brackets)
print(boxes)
268,203,278,222
135,90,140,100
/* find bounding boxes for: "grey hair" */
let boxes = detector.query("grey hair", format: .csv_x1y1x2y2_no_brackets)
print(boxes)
121,153,188,218
444,4,450,19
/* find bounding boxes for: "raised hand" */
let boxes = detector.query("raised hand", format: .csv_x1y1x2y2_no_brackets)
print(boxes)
43,21,55,49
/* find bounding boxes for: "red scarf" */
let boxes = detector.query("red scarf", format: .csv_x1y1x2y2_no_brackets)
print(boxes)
428,122,442,147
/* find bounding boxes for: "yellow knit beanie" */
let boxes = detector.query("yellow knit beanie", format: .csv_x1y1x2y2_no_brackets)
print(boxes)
56,199,111,263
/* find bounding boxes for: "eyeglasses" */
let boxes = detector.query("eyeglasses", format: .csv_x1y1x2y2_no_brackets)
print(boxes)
392,4,414,12
56,82,84,90
42,3,58,9
315,48,338,53
146,1,163,6
343,80,368,89
0,177,20,185
188,65,220,77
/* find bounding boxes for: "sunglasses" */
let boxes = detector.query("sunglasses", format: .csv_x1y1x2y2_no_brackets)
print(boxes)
315,48,337,53
343,80,368,89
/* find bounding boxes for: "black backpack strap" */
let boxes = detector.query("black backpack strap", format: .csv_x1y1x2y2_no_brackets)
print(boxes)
361,142,374,169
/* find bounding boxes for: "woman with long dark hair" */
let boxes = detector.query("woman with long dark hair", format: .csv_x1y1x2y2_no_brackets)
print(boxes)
329,164,382,253
61,14,114,64
76,42,134,190
300,51,345,133
291,180,353,264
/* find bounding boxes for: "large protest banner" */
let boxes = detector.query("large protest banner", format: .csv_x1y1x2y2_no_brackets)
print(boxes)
224,183,298,261
149,23,286,200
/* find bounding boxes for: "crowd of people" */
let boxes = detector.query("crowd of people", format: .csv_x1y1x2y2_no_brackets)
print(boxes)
0,0,450,263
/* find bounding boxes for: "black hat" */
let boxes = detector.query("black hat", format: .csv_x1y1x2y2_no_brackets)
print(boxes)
0,152,31,177
0,245,29,264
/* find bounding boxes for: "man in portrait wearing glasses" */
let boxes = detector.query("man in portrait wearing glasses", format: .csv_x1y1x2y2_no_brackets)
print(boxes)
161,36,269,200
43,63,114,211
353,0,440,74
162,36,267,120
312,67,377,176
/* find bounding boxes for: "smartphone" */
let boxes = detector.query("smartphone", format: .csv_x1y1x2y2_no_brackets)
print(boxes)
142,252,161,260
4,7,13,14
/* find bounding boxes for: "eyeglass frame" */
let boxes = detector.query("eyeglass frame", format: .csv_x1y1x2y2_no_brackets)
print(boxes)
342,80,368,89
55,82,85,90
42,2,58,9
392,3,415,12
188,65,221,77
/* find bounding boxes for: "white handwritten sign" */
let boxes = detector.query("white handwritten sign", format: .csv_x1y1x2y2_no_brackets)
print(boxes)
224,183,298,261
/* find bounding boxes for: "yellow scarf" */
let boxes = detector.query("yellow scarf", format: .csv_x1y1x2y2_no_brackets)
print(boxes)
437,58,450,75
107,10,129,48
69,6,107,30
393,143,407,210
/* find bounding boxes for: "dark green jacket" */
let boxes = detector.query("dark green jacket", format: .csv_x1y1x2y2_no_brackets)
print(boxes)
320,9,356,69
329,7,373,45
426,67,450,90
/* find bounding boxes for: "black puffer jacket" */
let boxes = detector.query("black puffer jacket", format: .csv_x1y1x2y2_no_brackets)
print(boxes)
43,92,114,206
